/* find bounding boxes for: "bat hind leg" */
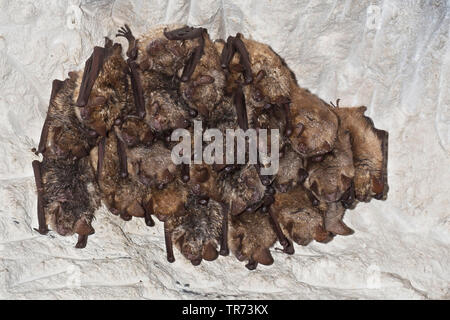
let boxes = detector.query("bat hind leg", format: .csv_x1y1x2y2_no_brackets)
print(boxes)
75,235,88,249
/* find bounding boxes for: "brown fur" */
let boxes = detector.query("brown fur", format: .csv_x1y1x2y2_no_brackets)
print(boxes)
93,130,149,219
304,125,355,203
136,24,199,77
166,195,224,265
215,35,292,145
119,116,154,147
179,32,226,118
44,74,93,160
144,90,190,133
274,145,307,193
127,140,179,189
272,186,331,245
229,209,277,267
288,86,339,158
219,164,266,216
73,41,131,137
41,157,100,237
151,181,187,221
34,24,389,266
187,163,221,201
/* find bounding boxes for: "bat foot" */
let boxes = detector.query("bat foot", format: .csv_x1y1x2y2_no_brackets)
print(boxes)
245,259,258,270
281,239,295,255
116,24,137,60
75,235,88,249
219,248,229,257
145,215,155,227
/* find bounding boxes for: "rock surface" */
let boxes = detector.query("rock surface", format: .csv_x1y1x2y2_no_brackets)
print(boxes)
0,0,449,299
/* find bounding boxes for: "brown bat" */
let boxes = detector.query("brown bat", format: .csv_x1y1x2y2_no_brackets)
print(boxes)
215,34,294,137
219,164,267,216
334,106,389,202
38,74,93,161
74,38,131,137
228,209,277,270
288,86,339,158
165,194,224,265
32,24,389,270
37,156,100,247
304,124,355,204
274,145,308,193
272,185,332,245
91,129,151,222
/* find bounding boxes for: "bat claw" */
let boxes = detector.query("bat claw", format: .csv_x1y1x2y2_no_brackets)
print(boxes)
116,24,137,60
282,239,295,254
245,259,258,270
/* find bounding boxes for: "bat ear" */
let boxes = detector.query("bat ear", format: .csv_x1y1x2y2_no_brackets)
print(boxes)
74,218,95,236
104,37,113,48
253,248,274,265
202,242,219,261
358,106,368,113
313,225,333,243
126,200,145,218
90,121,107,137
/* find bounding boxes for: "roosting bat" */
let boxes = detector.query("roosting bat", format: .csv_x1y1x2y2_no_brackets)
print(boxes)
31,24,388,270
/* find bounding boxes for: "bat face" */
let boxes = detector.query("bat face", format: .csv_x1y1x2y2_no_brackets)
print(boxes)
188,164,221,201
274,145,307,193
119,116,154,147
272,185,331,245
220,164,267,216
127,141,178,189
137,25,199,77
288,87,339,158
304,127,355,203
144,90,190,133
32,24,388,269
229,209,277,268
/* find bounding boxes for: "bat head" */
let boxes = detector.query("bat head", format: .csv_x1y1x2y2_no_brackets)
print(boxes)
304,129,355,203
288,88,339,158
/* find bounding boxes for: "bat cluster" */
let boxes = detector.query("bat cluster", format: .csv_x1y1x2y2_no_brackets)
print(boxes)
32,24,388,270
